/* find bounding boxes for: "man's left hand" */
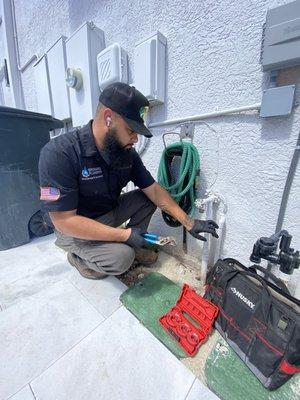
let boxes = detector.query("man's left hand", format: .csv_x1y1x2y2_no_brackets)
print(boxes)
188,219,219,241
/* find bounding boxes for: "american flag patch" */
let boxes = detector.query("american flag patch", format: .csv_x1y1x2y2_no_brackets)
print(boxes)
40,187,60,201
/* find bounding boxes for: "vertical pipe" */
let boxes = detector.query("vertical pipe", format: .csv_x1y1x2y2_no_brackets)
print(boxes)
201,200,213,283
213,212,226,264
275,131,300,234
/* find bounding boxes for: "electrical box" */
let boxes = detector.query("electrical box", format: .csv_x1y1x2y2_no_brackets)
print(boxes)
97,43,128,90
34,54,53,115
47,36,71,121
134,31,166,105
260,85,295,117
262,0,300,71
66,21,105,127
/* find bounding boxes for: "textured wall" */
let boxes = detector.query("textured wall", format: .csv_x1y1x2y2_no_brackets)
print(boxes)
10,0,300,289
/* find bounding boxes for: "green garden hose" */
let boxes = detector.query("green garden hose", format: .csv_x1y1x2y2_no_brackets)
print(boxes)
157,141,200,227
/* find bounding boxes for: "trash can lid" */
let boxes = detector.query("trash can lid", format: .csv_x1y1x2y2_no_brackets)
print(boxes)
0,106,64,129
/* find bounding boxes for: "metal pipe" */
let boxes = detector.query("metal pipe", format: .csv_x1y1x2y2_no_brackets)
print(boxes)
275,131,300,234
148,103,261,128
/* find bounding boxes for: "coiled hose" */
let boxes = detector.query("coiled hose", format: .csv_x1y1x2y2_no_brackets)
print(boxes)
157,141,200,227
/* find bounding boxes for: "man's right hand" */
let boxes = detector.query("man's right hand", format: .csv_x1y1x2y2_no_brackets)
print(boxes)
124,227,148,248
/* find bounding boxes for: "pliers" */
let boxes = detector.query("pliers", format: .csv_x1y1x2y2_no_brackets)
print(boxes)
142,233,176,246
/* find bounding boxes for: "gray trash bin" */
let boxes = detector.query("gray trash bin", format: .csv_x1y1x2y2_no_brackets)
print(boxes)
0,106,63,250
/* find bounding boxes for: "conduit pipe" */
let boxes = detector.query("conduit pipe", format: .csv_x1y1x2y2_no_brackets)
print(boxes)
148,103,261,129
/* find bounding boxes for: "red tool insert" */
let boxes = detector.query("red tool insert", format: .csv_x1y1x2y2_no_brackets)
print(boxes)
159,284,219,356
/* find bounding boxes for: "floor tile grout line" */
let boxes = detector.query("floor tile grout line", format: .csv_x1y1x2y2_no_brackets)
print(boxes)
28,318,107,387
29,384,37,400
5,314,114,400
6,383,36,400
67,277,126,320
184,377,197,400
66,278,107,319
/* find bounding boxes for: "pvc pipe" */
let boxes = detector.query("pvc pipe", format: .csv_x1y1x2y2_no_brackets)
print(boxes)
201,199,213,283
213,212,226,264
148,103,261,129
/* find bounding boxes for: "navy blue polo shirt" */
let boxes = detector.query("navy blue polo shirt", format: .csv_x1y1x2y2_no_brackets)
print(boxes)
38,120,155,219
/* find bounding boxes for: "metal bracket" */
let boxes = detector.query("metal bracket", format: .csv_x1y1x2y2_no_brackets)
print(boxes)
180,123,195,141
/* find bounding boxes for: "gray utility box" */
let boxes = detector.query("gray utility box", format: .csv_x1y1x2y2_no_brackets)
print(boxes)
262,0,300,71
0,107,63,250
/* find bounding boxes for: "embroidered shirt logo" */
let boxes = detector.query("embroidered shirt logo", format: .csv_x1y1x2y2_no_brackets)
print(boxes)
82,167,90,177
230,287,255,309
81,166,103,180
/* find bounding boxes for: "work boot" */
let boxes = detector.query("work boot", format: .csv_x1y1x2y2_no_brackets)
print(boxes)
134,247,159,266
67,253,107,280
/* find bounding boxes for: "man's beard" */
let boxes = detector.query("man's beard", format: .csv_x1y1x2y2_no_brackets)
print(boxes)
103,127,132,169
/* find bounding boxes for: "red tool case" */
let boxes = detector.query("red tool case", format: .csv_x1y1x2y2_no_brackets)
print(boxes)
159,284,219,356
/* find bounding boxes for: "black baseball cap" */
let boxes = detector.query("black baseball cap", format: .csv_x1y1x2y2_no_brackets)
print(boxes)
99,82,152,138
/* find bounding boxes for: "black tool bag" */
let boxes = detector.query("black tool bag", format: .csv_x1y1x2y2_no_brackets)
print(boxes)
204,258,300,390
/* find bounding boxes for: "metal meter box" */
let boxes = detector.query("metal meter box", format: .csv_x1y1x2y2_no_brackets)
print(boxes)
34,54,53,115
47,36,71,121
97,43,128,90
134,31,166,105
262,0,300,71
66,21,105,127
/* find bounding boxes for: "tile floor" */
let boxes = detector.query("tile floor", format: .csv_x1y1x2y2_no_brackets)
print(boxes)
0,234,219,400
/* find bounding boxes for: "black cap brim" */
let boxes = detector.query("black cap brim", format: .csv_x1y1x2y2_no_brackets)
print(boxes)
124,117,153,138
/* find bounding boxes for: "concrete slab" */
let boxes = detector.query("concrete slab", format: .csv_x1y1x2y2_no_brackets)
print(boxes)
68,272,127,318
31,306,196,400
0,279,104,399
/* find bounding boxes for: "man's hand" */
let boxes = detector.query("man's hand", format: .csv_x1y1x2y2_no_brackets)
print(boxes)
188,219,219,241
124,227,148,248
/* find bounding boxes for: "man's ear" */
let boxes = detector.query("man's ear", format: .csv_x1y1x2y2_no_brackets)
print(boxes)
103,109,113,127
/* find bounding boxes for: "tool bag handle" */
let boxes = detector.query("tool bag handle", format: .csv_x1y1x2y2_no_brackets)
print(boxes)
218,269,272,322
249,264,290,295
223,258,300,307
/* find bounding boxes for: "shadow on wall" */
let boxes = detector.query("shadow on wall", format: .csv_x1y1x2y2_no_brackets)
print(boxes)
67,0,101,32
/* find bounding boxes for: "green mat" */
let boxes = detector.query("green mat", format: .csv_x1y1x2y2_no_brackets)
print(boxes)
205,337,300,400
120,272,187,358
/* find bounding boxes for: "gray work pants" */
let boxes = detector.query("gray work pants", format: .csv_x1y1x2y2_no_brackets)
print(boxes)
54,189,157,275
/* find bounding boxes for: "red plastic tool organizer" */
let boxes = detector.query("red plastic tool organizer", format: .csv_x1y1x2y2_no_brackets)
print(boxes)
159,284,219,356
